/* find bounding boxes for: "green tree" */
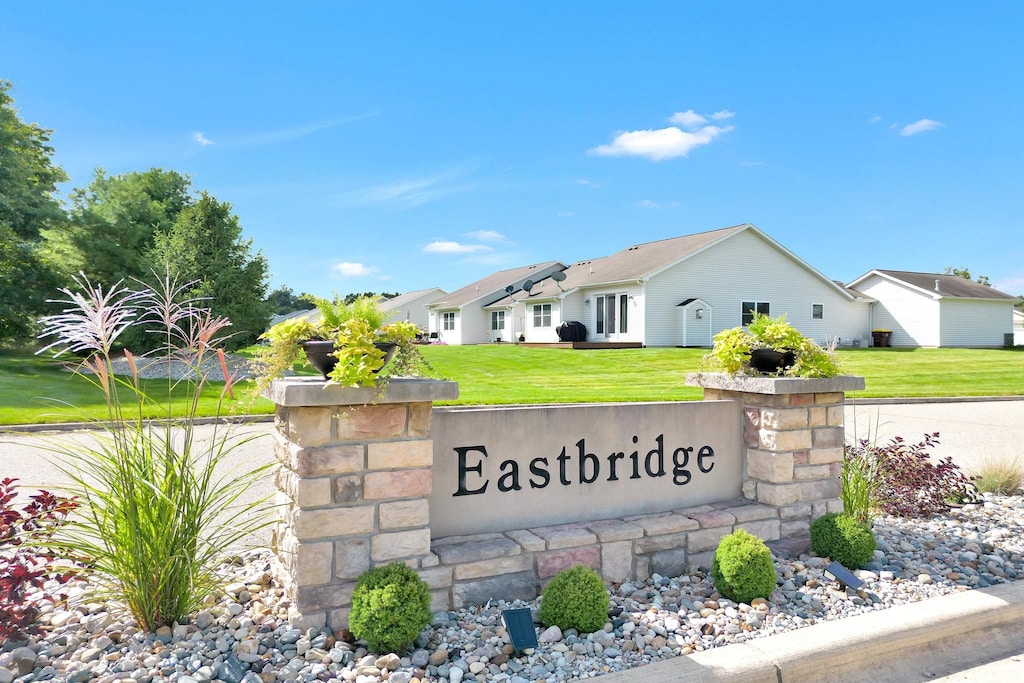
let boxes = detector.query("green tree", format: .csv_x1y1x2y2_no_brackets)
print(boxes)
150,193,271,349
0,80,68,346
267,286,314,315
43,168,193,286
944,266,991,286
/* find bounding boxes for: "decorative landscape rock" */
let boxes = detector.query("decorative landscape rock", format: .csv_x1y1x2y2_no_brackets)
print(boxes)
3,494,1021,682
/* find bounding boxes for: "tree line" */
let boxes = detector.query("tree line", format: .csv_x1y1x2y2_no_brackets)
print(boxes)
1,80,272,351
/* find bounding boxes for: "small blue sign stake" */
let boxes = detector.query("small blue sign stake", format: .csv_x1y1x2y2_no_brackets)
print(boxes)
501,608,538,652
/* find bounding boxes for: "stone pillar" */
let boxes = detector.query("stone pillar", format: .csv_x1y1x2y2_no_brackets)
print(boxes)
686,374,865,551
265,377,458,631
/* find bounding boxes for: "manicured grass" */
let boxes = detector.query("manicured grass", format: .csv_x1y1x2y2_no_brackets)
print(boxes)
418,345,1024,405
418,345,707,404
0,350,273,426
2,345,1021,425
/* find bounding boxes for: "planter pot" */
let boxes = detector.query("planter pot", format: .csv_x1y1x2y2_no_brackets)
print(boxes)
301,340,397,379
749,348,796,374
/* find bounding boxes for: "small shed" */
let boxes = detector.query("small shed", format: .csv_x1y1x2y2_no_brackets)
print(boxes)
676,298,713,347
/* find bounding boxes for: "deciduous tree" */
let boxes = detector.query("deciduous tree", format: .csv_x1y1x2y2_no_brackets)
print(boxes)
150,193,271,349
0,81,67,346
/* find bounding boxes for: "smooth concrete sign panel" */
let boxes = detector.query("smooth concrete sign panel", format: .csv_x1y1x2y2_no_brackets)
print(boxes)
430,401,742,537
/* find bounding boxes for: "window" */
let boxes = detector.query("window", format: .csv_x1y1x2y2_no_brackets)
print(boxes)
442,311,455,331
812,303,823,320
533,303,552,328
619,295,629,334
741,301,770,326
491,310,505,330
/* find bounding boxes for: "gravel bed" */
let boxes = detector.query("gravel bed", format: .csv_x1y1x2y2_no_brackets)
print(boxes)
2,494,1021,683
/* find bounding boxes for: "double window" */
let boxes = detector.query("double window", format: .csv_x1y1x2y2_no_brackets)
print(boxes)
442,311,456,331
741,301,770,326
533,304,552,328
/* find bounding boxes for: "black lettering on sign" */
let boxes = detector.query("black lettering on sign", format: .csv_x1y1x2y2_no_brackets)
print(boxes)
453,445,488,496
577,439,600,484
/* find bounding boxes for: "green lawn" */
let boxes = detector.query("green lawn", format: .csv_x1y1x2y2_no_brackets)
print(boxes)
1,345,1021,425
0,351,274,426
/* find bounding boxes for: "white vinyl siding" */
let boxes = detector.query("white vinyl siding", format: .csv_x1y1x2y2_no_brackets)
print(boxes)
644,229,869,347
856,275,940,346
939,299,1015,347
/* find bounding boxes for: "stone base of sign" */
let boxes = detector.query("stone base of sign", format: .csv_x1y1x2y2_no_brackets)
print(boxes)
268,373,865,630
423,497,830,611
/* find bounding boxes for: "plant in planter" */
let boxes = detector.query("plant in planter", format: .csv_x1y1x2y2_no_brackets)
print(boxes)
701,313,842,378
253,295,435,392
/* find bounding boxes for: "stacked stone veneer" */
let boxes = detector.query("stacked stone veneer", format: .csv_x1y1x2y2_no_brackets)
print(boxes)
267,373,864,630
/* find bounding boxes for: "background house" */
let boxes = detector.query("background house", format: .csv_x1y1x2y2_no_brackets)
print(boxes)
426,261,566,344
847,270,1020,347
380,287,446,332
488,224,872,347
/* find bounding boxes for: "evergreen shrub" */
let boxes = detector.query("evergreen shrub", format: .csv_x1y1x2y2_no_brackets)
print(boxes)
538,565,609,634
710,530,777,604
349,562,431,653
810,513,876,569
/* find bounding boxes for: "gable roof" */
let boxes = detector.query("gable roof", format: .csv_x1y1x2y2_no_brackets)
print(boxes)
428,261,566,309
490,223,859,304
848,270,1019,301
380,287,446,311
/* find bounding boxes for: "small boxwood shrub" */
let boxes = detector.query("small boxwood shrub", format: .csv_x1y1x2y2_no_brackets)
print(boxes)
349,563,431,653
810,513,876,569
710,529,777,604
538,565,609,634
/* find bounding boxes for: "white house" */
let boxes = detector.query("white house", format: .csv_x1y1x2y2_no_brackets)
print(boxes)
427,261,567,345
488,224,872,346
380,287,446,332
847,270,1020,347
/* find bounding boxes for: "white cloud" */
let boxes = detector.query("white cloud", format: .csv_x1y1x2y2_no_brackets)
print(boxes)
577,178,599,187
332,261,378,277
636,199,681,209
739,160,764,167
239,112,378,146
465,229,506,242
668,110,707,129
556,210,574,217
423,241,494,254
868,115,883,124
710,109,736,121
900,119,944,136
589,124,734,162
993,271,1024,295
332,166,475,211
193,132,214,146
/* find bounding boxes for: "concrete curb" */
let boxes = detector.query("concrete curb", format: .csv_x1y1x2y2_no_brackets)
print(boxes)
599,580,1024,682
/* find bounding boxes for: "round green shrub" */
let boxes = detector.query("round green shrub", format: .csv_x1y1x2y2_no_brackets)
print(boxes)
349,562,431,653
810,513,877,569
538,565,609,634
710,529,777,604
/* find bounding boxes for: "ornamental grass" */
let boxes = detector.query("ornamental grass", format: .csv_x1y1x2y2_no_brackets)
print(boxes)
34,273,275,630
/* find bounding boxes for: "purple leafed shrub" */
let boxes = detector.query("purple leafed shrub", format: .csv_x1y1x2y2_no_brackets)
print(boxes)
846,432,972,517
0,477,78,639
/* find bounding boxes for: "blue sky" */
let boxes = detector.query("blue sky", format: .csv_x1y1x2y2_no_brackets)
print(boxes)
3,1,1022,298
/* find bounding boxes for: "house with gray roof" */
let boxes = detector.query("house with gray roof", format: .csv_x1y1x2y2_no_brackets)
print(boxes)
426,261,567,344
847,269,1020,347
489,224,872,347
380,287,446,332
